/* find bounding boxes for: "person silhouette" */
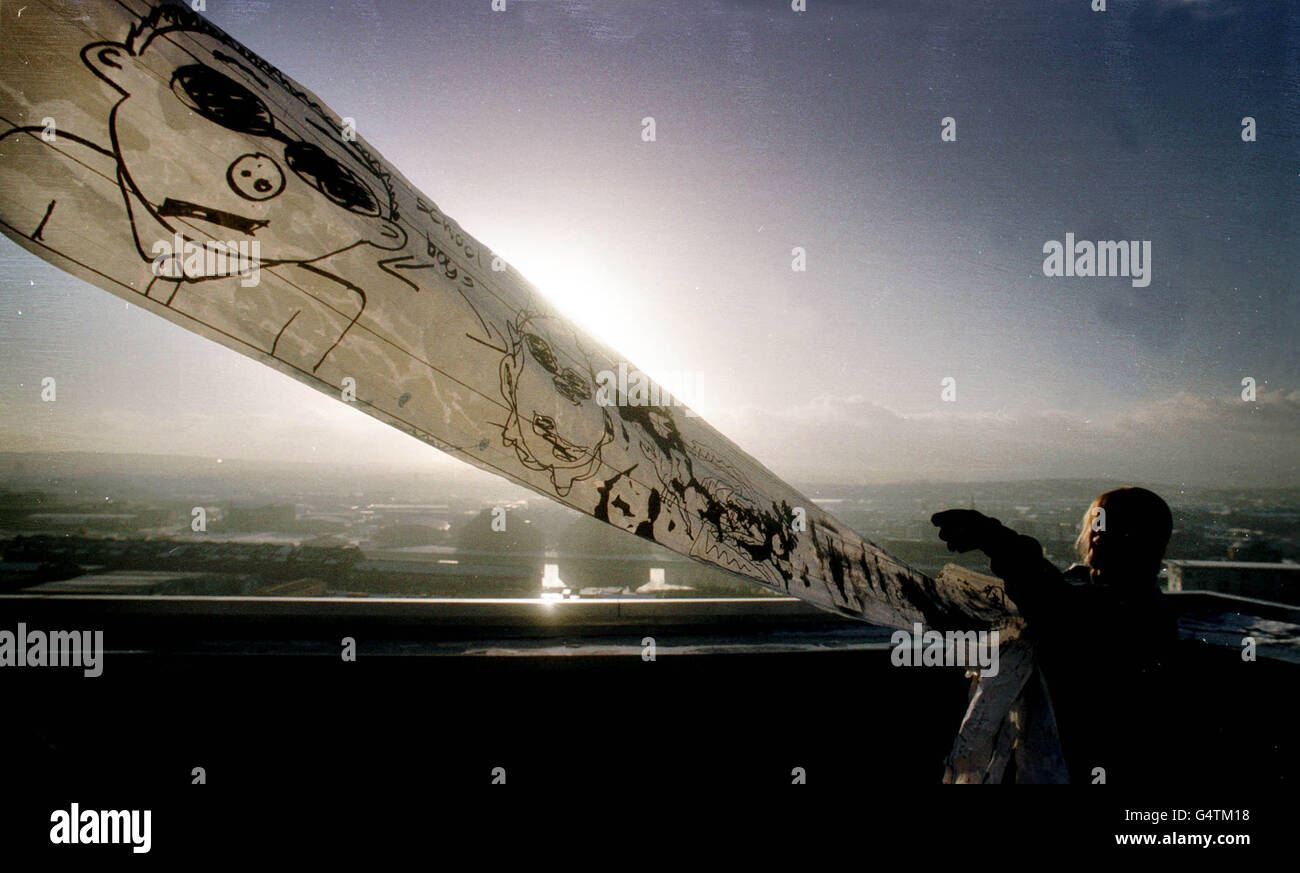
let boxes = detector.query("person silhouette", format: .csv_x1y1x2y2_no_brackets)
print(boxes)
932,486,1177,784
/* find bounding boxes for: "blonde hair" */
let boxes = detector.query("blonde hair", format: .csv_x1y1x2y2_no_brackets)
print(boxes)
1075,486,1173,576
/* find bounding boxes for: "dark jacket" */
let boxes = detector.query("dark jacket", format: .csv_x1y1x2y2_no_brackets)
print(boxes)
984,525,1177,784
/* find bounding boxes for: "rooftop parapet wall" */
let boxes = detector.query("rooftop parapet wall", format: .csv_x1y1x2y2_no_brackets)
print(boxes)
1166,560,1300,606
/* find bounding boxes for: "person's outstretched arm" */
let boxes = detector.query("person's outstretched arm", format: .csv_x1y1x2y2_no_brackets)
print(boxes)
930,509,1073,627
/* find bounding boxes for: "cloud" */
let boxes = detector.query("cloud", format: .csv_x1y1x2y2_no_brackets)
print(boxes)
722,387,1300,487
3,368,1294,489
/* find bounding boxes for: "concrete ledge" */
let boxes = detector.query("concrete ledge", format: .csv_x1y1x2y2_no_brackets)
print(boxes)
1,590,1295,625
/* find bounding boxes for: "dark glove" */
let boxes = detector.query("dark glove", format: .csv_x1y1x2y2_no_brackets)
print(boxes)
930,509,1003,554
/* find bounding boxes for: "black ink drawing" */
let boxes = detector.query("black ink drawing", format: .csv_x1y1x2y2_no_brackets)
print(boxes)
0,4,405,374
498,310,615,497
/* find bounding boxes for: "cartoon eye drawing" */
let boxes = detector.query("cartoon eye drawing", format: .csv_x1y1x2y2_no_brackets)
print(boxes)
524,332,560,373
170,63,380,216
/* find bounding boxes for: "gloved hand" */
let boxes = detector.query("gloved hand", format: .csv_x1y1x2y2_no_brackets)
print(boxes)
930,509,1003,554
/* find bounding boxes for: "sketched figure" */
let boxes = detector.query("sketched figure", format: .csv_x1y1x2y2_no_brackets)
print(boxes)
0,3,406,374
607,402,801,591
498,311,614,497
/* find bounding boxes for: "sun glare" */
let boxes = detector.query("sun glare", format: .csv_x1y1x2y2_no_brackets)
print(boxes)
491,234,631,350
486,232,717,421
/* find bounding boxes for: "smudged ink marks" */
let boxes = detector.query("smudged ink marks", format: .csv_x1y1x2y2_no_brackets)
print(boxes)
597,401,802,592
682,441,801,592
593,465,661,540
498,310,614,497
598,398,935,621
0,3,406,374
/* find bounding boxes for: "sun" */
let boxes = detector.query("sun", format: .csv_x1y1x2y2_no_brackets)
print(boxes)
482,227,716,421
488,232,629,350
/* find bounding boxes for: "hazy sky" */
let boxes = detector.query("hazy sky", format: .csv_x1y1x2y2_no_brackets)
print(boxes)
1,0,1297,487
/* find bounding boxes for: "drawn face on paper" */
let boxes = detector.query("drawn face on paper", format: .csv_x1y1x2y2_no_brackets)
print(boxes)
500,314,613,496
82,20,405,263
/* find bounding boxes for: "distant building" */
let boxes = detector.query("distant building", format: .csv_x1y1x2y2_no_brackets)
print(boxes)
636,567,693,594
257,578,329,596
349,553,537,596
223,504,297,532
26,570,259,595
21,511,165,531
1165,560,1300,607
541,562,568,597
372,523,448,547
1227,539,1285,563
